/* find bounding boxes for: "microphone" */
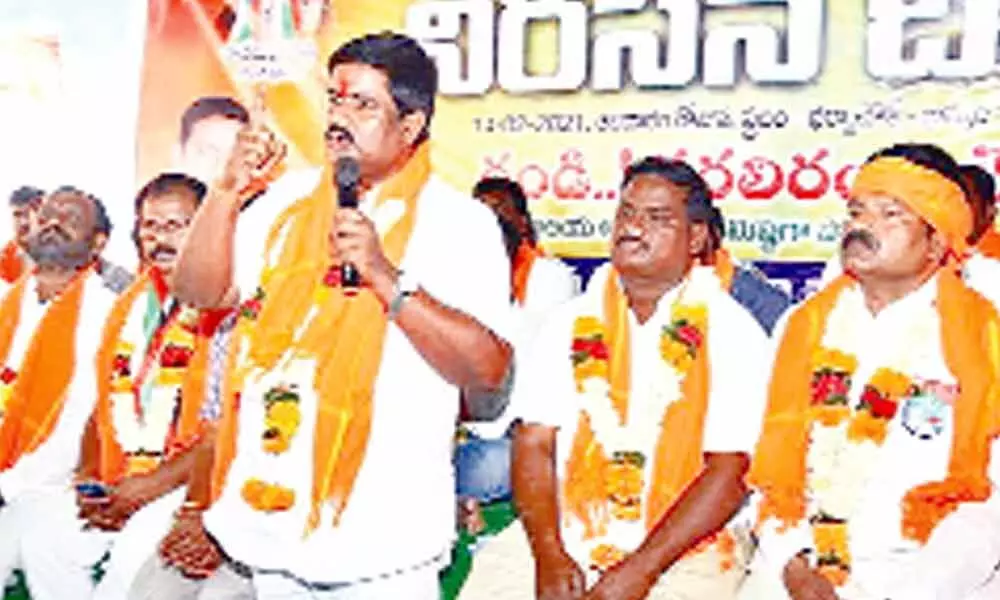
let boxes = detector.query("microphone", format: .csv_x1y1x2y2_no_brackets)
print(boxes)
334,157,362,291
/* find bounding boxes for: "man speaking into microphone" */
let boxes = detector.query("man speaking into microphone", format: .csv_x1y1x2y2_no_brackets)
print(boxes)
135,32,514,599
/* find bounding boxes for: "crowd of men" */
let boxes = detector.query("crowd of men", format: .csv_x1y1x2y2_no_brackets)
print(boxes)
0,29,999,600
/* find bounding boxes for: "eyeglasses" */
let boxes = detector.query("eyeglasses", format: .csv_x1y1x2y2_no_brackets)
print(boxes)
138,218,191,235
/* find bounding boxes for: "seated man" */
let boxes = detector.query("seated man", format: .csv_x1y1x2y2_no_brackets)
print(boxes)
16,173,219,600
742,143,1000,600
699,205,791,335
461,157,771,599
0,187,119,584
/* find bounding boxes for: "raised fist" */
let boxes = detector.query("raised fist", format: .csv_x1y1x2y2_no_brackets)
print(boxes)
217,87,287,201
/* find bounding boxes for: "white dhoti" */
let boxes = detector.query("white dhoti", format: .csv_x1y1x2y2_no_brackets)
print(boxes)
460,521,748,600
0,487,70,585
19,487,185,600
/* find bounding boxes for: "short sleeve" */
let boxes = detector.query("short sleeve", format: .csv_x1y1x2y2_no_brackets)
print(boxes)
702,293,772,454
506,309,577,430
411,183,513,345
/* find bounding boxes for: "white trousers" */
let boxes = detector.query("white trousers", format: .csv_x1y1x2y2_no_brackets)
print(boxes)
460,521,748,600
19,486,185,600
128,556,442,600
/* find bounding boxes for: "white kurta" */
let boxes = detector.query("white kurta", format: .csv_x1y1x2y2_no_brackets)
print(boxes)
202,174,512,587
0,273,117,583
741,276,1000,600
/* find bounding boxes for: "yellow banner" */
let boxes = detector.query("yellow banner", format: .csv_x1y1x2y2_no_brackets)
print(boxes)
138,0,1000,260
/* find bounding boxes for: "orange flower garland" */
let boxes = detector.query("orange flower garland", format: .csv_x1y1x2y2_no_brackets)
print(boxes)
241,382,302,513
806,348,912,586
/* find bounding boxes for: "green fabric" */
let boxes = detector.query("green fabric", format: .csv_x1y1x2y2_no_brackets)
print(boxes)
3,571,28,600
439,501,517,600
138,288,163,414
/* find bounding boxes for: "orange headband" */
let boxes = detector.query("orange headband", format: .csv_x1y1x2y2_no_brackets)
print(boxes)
851,156,972,256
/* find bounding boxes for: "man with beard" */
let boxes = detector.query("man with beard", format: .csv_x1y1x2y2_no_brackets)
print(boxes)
462,157,770,599
0,186,119,587
13,173,222,600
131,32,512,599
0,186,43,284
741,143,1000,600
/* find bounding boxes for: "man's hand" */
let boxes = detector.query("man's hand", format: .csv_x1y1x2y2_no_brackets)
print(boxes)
78,476,154,531
159,509,224,579
583,555,658,600
535,549,586,600
783,555,840,600
216,89,287,201
329,209,397,301
458,497,486,536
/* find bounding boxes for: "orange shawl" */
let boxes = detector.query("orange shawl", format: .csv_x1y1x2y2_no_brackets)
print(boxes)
0,269,89,470
713,248,736,291
0,242,24,285
977,228,1000,260
750,156,1000,543
92,269,211,485
213,143,432,529
512,241,544,304
563,268,711,535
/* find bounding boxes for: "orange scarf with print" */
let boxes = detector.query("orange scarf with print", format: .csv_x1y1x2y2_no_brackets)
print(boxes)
212,143,432,530
563,269,711,536
512,241,544,304
91,269,211,485
751,156,1000,543
0,268,90,470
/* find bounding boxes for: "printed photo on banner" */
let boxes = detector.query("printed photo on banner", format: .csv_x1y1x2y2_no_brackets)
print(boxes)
135,0,1000,284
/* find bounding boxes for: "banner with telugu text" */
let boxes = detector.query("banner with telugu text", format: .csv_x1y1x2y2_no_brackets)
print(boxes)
136,0,1000,266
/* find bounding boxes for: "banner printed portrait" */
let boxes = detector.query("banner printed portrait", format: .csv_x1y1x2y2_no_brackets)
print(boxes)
136,0,1000,293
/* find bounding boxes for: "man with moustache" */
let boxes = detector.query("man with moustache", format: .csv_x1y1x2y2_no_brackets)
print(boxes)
462,157,770,600
13,174,221,600
131,32,512,599
741,143,1000,600
0,186,43,283
0,187,119,586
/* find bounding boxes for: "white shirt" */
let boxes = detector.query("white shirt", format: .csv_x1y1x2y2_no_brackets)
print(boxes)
516,265,770,574
962,252,1000,310
0,272,117,500
470,255,579,438
233,168,323,296
203,174,512,583
753,276,1000,600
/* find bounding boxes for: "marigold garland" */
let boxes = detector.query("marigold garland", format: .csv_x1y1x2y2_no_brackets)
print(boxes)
564,270,729,575
806,348,912,586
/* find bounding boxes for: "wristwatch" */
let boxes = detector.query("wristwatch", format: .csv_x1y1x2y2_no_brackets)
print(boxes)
388,269,419,320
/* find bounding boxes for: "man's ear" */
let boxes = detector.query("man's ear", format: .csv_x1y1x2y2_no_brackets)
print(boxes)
689,221,710,259
92,232,108,256
929,229,948,265
400,111,428,147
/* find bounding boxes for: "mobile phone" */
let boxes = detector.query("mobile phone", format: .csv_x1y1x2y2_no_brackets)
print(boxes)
75,481,109,499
